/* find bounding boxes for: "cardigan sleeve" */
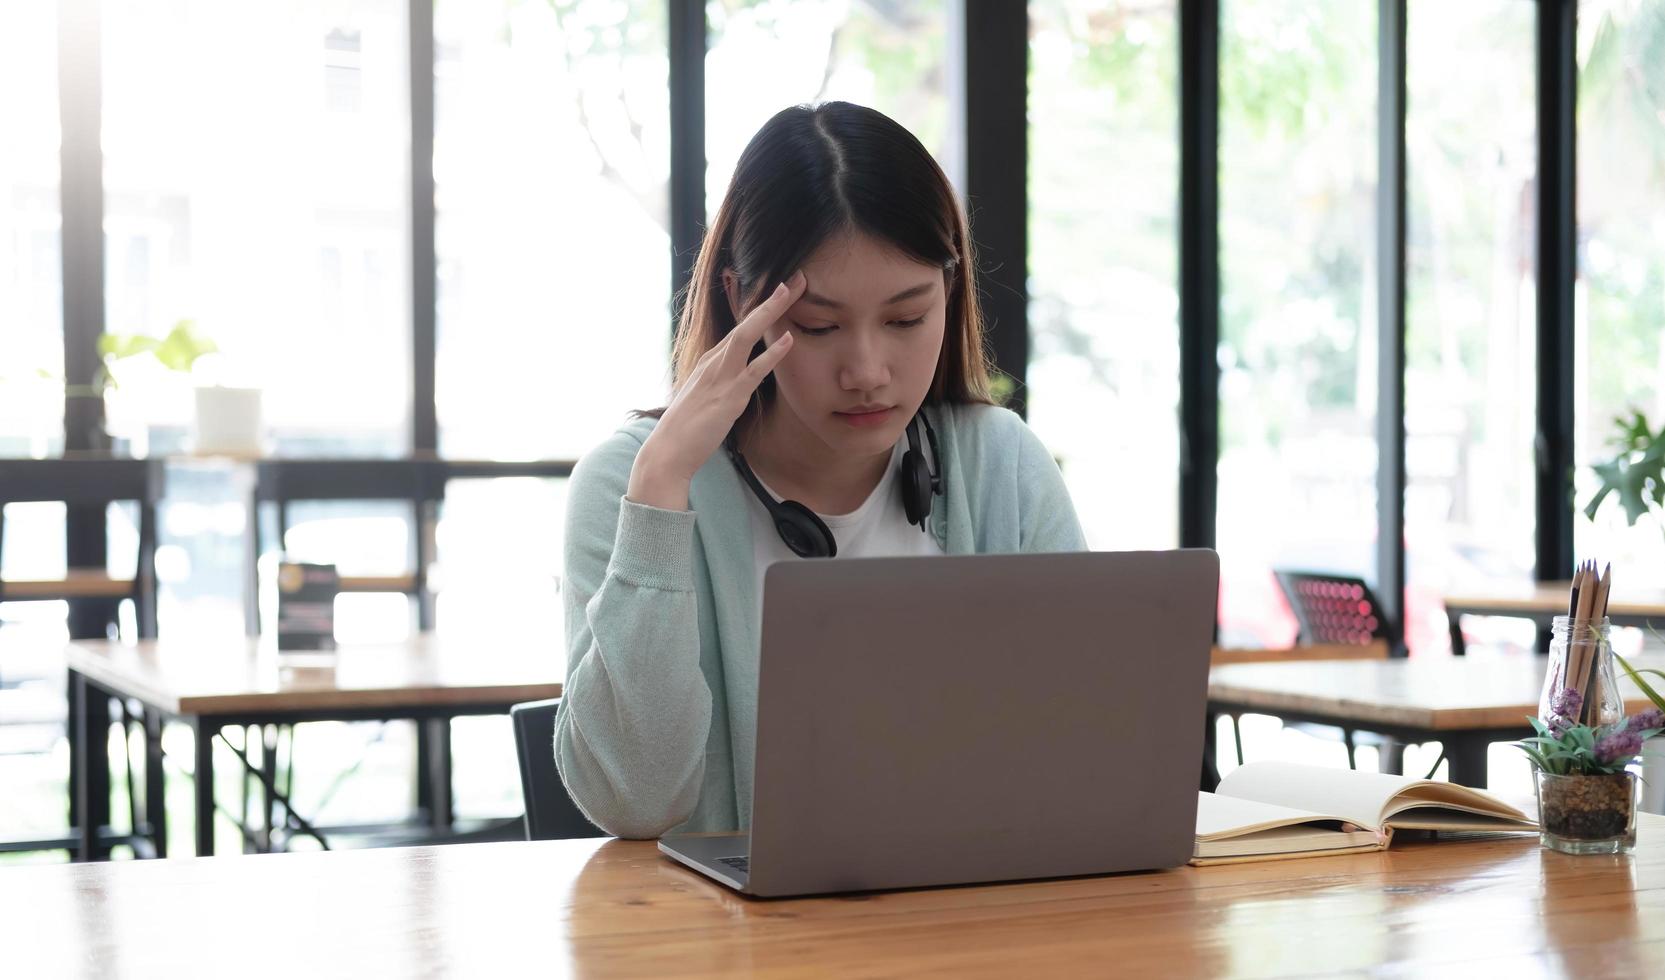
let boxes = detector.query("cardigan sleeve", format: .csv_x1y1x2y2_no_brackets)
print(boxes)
1013,415,1090,553
553,427,714,838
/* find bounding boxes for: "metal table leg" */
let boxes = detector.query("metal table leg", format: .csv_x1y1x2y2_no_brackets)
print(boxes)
66,673,80,836
420,718,454,831
194,718,216,856
1201,709,1221,792
145,708,167,858
1445,735,1491,788
73,672,112,862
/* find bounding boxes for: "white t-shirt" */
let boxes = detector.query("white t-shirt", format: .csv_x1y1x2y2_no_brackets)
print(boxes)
746,438,945,602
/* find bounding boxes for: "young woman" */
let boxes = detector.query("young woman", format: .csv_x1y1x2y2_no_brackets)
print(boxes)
557,102,1086,839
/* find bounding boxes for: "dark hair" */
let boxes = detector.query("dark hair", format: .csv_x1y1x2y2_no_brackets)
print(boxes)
644,102,993,423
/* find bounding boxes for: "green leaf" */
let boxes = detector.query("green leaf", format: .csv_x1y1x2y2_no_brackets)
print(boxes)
1515,743,1556,773
152,319,217,373
98,333,160,361
1585,409,1665,527
1616,654,1665,715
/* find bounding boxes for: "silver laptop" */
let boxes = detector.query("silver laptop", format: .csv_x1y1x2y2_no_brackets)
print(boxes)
658,549,1219,897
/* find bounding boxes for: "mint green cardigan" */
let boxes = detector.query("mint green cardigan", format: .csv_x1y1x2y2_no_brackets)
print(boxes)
555,403,1087,838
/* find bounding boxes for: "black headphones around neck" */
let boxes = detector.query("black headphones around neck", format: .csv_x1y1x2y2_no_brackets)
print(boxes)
727,410,942,559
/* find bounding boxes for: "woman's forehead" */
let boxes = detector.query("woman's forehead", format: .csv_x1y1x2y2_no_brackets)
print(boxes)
798,233,942,307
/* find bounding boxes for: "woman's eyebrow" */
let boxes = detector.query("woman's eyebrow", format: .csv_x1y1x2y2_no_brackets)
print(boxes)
800,281,936,309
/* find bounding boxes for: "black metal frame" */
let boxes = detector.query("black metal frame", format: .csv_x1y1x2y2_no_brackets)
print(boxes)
1204,697,1518,789
669,0,707,328
410,0,438,454
961,1,1031,418
1178,0,1219,551
1377,0,1409,652
1535,0,1578,586
70,668,538,858
58,0,114,646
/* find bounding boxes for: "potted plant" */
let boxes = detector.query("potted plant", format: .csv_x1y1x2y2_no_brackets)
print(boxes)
1617,653,1665,816
100,319,264,456
1517,687,1663,854
1585,409,1665,536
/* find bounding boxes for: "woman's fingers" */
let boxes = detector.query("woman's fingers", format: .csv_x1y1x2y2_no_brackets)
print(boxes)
723,271,805,370
740,331,794,389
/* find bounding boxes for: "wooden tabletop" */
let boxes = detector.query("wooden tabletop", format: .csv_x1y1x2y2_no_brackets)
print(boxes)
6,818,1663,977
1444,581,1665,618
1208,653,1664,731
64,633,563,716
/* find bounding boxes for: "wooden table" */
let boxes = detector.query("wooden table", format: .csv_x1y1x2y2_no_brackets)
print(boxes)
6,818,1663,977
67,634,563,860
1207,654,1664,788
1444,581,1665,654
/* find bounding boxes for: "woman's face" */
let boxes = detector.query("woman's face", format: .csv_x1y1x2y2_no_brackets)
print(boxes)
746,231,947,459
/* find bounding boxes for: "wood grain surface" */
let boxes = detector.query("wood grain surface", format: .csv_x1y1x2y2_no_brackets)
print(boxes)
5,817,1662,977
1208,654,1665,731
63,634,563,715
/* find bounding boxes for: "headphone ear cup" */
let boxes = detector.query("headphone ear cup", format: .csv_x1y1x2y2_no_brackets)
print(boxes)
773,501,837,558
900,449,933,527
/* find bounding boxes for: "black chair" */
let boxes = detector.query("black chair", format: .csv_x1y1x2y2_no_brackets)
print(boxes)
510,698,605,840
1274,570,1402,656
1266,570,1419,774
248,458,448,635
0,458,164,642
0,458,165,858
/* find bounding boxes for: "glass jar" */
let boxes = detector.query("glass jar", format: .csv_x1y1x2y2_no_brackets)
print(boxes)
1535,770,1637,854
1537,616,1621,728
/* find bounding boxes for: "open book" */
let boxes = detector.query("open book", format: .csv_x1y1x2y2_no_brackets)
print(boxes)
1193,761,1537,865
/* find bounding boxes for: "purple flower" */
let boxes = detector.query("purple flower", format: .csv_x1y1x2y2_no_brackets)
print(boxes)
1595,728,1644,766
1627,708,1665,734
1550,687,1584,720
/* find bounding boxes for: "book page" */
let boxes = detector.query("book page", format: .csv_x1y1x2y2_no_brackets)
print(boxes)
1193,825,1383,862
1194,794,1383,862
1217,762,1415,829
1195,791,1346,840
1218,762,1536,831
1378,783,1534,827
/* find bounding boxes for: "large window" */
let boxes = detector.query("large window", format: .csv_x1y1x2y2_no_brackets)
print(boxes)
1216,0,1379,647
0,1,63,458
434,0,671,460
704,0,951,213
1027,0,1180,553
1404,0,1538,654
101,0,411,458
1575,0,1665,592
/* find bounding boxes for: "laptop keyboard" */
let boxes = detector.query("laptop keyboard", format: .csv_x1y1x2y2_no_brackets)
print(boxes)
718,856,750,874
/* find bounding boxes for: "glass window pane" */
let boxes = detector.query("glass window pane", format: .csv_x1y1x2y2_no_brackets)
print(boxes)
434,477,567,642
0,1,62,457
1576,0,1665,592
101,1,410,457
1218,0,1379,647
434,0,671,459
1405,0,1538,654
704,0,950,215
1028,0,1180,553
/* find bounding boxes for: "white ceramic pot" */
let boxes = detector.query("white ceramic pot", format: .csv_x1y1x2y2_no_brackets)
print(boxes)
1641,736,1665,817
192,385,264,456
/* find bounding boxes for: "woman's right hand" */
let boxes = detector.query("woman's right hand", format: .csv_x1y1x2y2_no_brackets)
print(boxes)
626,271,806,511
